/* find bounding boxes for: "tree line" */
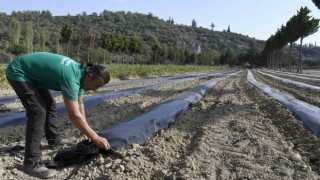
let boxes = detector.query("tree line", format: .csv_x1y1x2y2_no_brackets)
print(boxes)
0,4,319,69
262,6,319,73
0,8,268,67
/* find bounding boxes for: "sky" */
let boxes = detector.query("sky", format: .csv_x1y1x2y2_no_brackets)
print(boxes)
1,0,320,45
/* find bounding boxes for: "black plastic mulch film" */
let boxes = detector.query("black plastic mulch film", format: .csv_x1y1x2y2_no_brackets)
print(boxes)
98,71,240,149
247,70,320,136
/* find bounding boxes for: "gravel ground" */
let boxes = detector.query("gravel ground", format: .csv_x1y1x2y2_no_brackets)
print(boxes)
1,70,320,179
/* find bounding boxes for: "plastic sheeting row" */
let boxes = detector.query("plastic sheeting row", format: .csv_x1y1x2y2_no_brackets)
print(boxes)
98,71,240,149
255,70,320,91
247,70,320,136
264,69,320,79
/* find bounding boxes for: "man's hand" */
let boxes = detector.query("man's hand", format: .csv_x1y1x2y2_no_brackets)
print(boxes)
63,96,110,150
92,136,110,150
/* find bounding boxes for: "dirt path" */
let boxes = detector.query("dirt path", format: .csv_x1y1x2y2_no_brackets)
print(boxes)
1,71,320,179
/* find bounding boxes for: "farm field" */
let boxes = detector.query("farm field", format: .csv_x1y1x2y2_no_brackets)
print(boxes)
1,69,320,179
301,69,320,76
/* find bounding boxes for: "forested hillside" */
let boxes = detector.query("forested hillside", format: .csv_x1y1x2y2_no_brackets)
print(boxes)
0,10,319,67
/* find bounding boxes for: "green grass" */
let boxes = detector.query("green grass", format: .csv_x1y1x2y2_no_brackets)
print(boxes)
106,64,228,80
0,63,229,89
0,64,8,88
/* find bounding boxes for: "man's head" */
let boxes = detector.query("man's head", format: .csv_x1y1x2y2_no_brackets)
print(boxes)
81,63,110,92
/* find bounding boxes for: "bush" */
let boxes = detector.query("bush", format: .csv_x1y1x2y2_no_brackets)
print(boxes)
11,44,27,55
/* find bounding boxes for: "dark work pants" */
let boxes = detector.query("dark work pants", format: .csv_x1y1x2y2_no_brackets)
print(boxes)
6,78,60,164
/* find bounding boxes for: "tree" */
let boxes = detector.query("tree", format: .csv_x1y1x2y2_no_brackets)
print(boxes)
312,0,320,9
113,34,124,53
24,22,34,53
86,33,95,62
285,15,300,72
226,46,237,67
2,40,9,50
152,42,162,64
171,18,174,24
295,7,319,73
101,33,113,51
128,37,142,54
113,34,124,63
11,43,27,55
40,31,46,51
147,12,153,19
227,25,231,32
192,19,197,28
61,22,74,56
246,41,260,67
211,23,215,31
71,34,81,60
198,51,220,65
272,25,288,70
54,36,62,54
166,17,174,24
167,47,176,63
8,18,21,44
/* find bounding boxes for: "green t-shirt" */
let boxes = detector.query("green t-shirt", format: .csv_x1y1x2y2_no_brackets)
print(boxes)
6,52,85,101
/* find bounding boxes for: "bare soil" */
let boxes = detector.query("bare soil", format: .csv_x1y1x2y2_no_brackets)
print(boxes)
1,70,320,180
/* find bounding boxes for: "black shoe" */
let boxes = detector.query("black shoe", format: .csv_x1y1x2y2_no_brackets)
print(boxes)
48,136,76,147
24,161,56,179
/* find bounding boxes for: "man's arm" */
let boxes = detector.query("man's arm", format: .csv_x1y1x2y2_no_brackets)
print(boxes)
78,96,85,117
63,96,110,150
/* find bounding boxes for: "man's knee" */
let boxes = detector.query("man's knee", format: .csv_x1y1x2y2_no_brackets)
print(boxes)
27,106,47,120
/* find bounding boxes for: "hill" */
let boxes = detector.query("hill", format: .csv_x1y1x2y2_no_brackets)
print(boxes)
0,10,319,67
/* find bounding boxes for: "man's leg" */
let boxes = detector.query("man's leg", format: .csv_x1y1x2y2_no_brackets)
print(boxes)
6,78,56,178
7,79,47,163
37,89,60,145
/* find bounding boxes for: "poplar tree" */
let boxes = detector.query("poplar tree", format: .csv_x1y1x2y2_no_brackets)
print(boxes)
25,22,34,53
9,18,21,44
54,36,61,54
40,31,46,51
